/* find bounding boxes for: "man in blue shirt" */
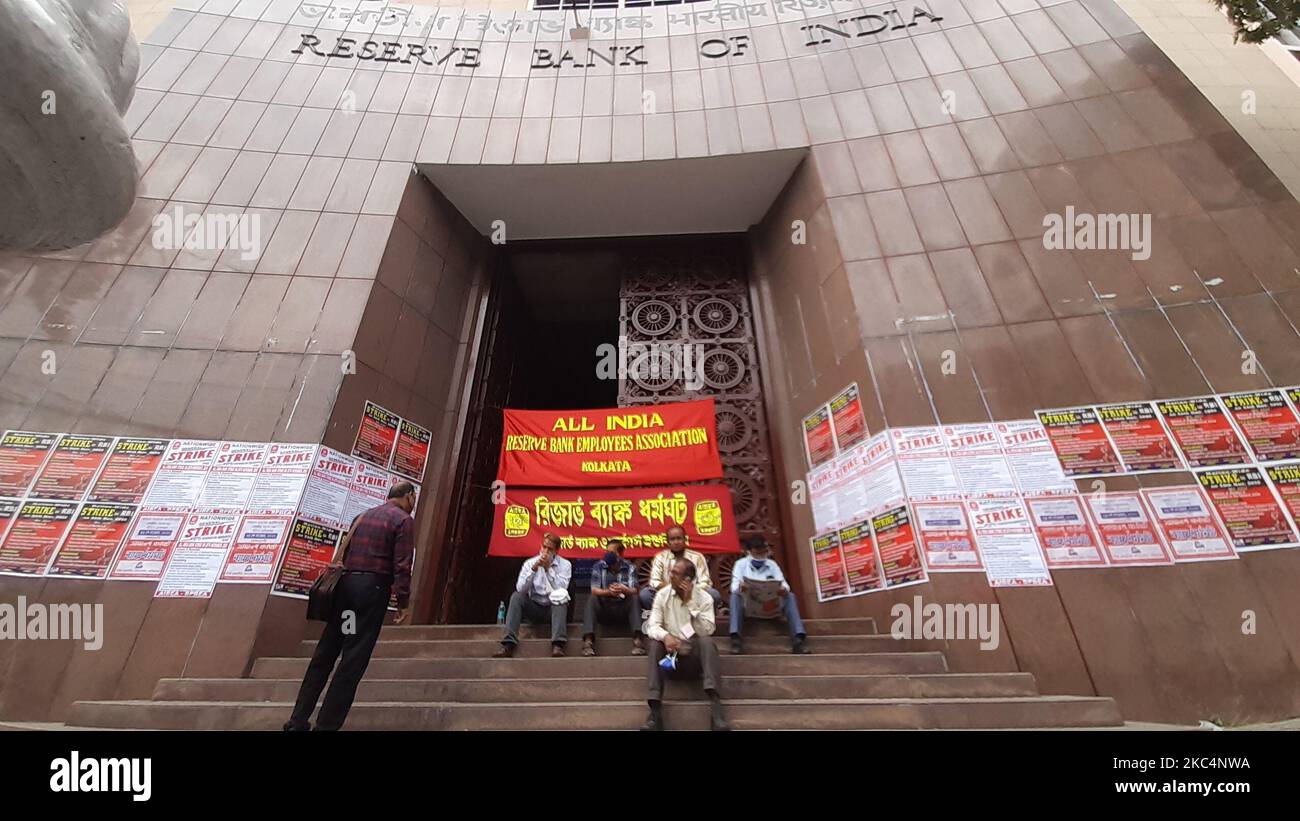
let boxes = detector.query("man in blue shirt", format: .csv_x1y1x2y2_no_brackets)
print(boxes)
582,538,646,657
729,535,807,655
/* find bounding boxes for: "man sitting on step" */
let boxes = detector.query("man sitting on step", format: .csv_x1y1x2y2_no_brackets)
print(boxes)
639,525,722,614
494,533,572,658
582,538,646,657
642,558,728,732
729,535,808,655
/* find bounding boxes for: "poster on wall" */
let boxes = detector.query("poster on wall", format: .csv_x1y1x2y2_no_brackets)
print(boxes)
996,419,1076,496
390,419,432,483
195,442,268,513
154,513,240,599
219,514,293,583
0,498,19,544
108,511,186,581
246,443,316,515
1036,408,1122,477
808,460,839,533
28,434,115,500
45,502,136,578
272,518,342,599
1220,389,1300,463
352,401,401,469
802,404,836,468
0,431,59,497
0,499,79,576
829,383,868,454
1095,402,1182,473
1195,466,1299,551
140,439,219,512
810,530,850,602
861,431,906,515
87,437,167,504
1140,486,1237,563
343,461,394,526
837,518,885,594
1082,491,1173,566
967,497,1053,587
870,505,927,589
296,446,356,530
912,500,983,572
826,446,870,526
943,423,1017,498
1263,462,1300,526
1024,494,1107,568
890,427,961,501
1156,397,1249,468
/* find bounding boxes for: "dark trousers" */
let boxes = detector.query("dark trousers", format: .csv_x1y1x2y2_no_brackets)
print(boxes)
501,589,568,645
647,634,721,702
287,571,390,731
582,593,642,639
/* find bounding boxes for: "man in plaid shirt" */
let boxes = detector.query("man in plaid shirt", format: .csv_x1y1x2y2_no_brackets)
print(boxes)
582,539,646,657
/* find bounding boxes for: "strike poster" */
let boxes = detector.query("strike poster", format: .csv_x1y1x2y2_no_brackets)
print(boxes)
220,514,293,583
1263,462,1300,526
247,443,315,515
967,497,1053,587
802,404,836,468
943,423,1017,498
0,431,58,497
499,400,723,488
1036,408,1122,477
808,461,839,533
390,418,431,483
45,502,136,578
838,518,885,594
296,446,356,530
996,419,1075,496
271,518,341,599
829,383,868,454
890,426,962,501
1141,486,1237,563
155,513,241,598
0,500,78,576
195,442,268,512
1195,466,1298,551
0,498,19,544
825,446,870,526
1083,491,1173,566
28,434,115,500
870,505,927,589
1220,389,1300,463
1157,397,1249,468
912,500,983,572
108,511,186,581
353,400,401,469
343,461,394,527
1095,402,1182,473
861,431,906,516
1024,494,1107,568
140,439,219,512
87,437,167,504
810,531,850,601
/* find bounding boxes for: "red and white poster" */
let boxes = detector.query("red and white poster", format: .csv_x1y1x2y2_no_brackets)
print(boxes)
808,461,839,533
0,499,78,576
0,431,58,497
1095,402,1182,473
353,400,401,469
871,505,927,589
890,426,961,501
1141,486,1237,562
195,442,268,513
1083,491,1173,566
825,446,870,526
87,437,167,504
109,511,186,581
140,439,218,512
996,419,1075,496
0,498,19,544
1036,408,1122,477
220,514,293,583
247,443,316,515
1196,466,1298,551
28,434,115,500
1264,462,1300,528
1220,389,1300,463
967,497,1053,586
810,530,850,601
943,423,1017,497
45,502,136,578
837,518,885,594
1157,397,1249,468
803,404,836,468
343,461,394,527
390,419,431,483
296,446,357,530
829,383,868,454
912,500,982,571
155,513,240,598
273,517,342,599
1024,494,1107,568
861,431,906,515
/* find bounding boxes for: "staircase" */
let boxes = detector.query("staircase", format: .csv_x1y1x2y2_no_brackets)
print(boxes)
65,616,1125,730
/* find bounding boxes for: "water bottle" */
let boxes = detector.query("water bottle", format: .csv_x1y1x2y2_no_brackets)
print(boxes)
496,601,506,625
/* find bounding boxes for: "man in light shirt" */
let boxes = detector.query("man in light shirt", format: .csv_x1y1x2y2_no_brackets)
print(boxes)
641,558,728,732
730,535,808,655
638,525,723,613
494,533,572,658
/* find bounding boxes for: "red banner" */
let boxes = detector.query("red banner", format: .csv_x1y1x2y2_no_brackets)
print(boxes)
488,483,739,558
497,399,722,488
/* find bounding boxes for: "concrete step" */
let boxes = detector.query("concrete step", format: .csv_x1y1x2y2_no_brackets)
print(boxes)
296,635,942,659
66,696,1124,730
251,651,951,680
376,617,879,641
154,672,1040,703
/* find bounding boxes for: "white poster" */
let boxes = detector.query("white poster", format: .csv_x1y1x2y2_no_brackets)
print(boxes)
1024,494,1107,568
808,460,839,532
140,439,219,512
861,431,906,515
296,446,356,530
912,500,982,571
996,419,1076,496
247,443,316,515
1142,486,1237,563
194,442,268,512
944,423,1018,498
826,445,870,526
219,514,293,583
890,426,962,501
344,461,394,526
1083,491,1174,566
967,497,1053,587
108,511,186,581
154,512,240,598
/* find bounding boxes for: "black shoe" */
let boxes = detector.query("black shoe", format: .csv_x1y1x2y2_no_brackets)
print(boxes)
640,705,665,731
282,720,310,732
792,637,808,654
493,642,516,658
710,702,730,732
730,635,743,655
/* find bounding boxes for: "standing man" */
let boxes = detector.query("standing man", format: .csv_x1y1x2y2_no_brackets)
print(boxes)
730,535,808,655
639,525,722,612
642,558,728,731
284,482,416,731
495,533,572,658
582,538,645,657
